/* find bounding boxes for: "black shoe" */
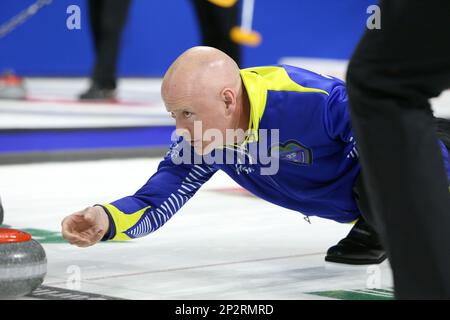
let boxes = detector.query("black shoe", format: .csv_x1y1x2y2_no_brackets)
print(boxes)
79,84,116,101
325,216,387,265
0,196,4,225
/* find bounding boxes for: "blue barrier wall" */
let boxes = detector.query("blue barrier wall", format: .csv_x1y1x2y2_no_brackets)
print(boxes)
0,0,375,76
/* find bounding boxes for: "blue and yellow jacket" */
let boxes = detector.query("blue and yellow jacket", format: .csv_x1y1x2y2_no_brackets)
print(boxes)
100,65,450,241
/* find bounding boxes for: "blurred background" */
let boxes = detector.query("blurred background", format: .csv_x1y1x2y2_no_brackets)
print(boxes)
1,0,372,76
0,0,380,164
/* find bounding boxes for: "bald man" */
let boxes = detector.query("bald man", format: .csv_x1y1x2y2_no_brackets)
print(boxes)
61,47,450,266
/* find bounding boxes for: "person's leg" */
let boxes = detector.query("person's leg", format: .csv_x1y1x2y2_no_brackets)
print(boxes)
192,0,217,46
209,2,240,66
91,0,132,91
191,0,241,66
88,0,102,55
325,174,386,265
347,0,450,299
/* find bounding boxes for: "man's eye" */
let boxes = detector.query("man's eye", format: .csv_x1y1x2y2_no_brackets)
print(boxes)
170,112,176,119
183,111,192,118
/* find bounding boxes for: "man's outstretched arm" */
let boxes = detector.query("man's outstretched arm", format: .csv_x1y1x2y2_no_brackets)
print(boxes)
99,160,216,241
61,143,217,247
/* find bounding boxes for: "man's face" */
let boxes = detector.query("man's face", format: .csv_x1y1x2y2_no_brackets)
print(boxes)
165,91,233,155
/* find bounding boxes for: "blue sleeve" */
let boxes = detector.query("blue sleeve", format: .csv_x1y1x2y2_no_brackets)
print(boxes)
323,84,354,144
99,141,217,241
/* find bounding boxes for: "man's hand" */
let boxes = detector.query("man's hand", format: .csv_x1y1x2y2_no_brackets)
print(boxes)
61,206,110,247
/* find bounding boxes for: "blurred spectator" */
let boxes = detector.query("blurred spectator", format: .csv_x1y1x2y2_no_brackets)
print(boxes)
191,0,241,66
79,0,132,101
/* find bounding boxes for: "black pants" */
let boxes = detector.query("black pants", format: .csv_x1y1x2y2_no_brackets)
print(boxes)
347,0,450,299
191,0,241,66
354,118,450,229
88,0,132,90
354,118,450,250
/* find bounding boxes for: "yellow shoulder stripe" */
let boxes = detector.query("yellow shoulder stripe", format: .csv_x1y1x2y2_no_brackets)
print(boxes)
239,66,329,143
243,66,329,95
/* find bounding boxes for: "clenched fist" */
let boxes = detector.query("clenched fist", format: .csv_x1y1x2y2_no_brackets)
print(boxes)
61,206,110,247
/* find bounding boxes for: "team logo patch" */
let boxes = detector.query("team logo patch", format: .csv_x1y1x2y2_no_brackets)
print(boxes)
269,140,313,165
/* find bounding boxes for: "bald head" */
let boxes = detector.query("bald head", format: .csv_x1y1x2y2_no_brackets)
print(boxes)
161,46,241,104
161,46,249,155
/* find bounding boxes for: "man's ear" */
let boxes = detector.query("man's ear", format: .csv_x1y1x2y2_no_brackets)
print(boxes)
222,88,236,115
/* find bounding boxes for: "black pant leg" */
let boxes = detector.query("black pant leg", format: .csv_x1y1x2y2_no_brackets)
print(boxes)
88,0,102,54
352,174,376,231
354,119,450,230
191,0,241,66
347,0,450,299
91,0,132,89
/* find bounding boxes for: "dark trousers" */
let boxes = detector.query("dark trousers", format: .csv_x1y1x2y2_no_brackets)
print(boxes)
191,0,241,66
347,0,450,299
353,118,450,242
88,0,132,90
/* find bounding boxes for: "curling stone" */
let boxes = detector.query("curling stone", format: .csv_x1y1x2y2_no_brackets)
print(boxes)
0,228,47,299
